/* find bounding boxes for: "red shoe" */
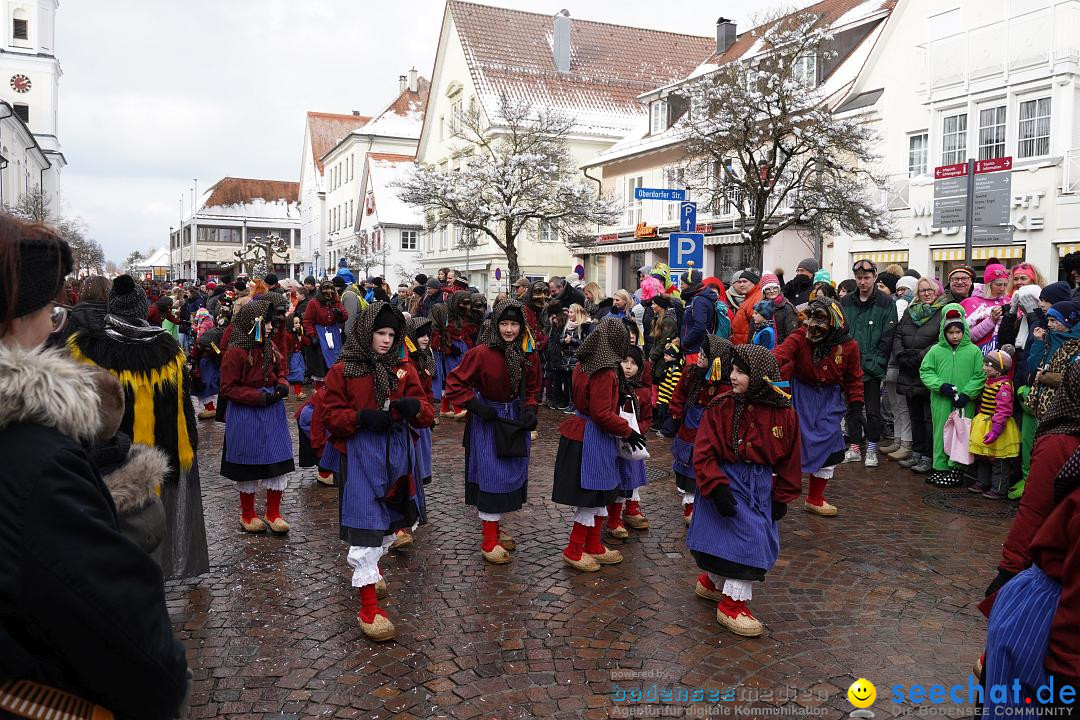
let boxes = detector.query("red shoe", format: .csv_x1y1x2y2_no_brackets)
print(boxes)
716,596,763,637
695,573,724,602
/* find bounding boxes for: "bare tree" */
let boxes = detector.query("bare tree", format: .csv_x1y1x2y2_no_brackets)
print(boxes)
59,218,104,276
233,234,290,277
681,9,891,270
344,230,389,281
5,185,50,222
395,94,619,281
124,250,146,269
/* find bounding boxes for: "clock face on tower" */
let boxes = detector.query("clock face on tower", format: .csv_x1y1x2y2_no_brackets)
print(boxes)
10,74,31,93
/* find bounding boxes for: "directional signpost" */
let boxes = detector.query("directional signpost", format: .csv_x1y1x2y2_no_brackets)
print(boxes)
680,201,697,232
932,156,1013,263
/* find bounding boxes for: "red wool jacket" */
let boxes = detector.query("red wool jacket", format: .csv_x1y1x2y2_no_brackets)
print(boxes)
321,362,434,453
558,366,633,443
668,370,729,443
404,355,435,428
692,394,803,503
302,299,347,337
443,345,541,409
772,327,865,404
1029,485,1080,679
522,306,549,352
219,346,289,405
294,390,330,456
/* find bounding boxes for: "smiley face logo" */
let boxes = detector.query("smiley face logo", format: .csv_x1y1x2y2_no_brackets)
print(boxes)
848,678,876,709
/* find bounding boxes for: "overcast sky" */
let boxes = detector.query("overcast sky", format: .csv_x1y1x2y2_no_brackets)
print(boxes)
57,0,794,262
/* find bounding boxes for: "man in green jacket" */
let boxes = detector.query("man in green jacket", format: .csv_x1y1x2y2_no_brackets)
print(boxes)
841,259,898,468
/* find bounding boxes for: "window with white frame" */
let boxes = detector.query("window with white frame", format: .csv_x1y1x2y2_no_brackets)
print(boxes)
449,99,464,134
538,220,559,243
1017,97,1051,159
908,133,928,176
625,176,643,226
978,106,1006,161
941,112,967,165
401,230,418,250
649,100,668,135
793,54,817,87
665,166,686,222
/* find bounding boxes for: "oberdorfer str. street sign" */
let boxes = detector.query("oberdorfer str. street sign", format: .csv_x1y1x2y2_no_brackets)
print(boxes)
634,187,687,201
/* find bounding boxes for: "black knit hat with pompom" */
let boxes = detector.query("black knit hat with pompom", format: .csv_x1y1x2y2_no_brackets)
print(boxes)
107,274,150,320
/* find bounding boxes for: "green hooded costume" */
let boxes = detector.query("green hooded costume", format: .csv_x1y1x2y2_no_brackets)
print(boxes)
919,302,986,471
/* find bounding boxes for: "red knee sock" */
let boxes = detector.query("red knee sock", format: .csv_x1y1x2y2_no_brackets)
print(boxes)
717,596,754,620
204,400,216,412
240,492,256,522
807,476,827,506
358,584,385,624
584,519,606,555
625,500,643,517
606,503,623,529
265,489,283,521
481,520,499,552
683,502,694,518
441,397,452,413
292,383,302,396
563,522,590,561
314,379,325,391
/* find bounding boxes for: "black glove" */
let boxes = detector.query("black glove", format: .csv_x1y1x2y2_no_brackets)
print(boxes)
939,383,956,398
275,384,290,400
390,398,421,419
356,409,393,432
521,407,538,431
262,390,282,406
710,483,738,517
954,393,970,409
623,430,647,451
331,307,344,321
771,501,788,522
849,401,864,413
985,568,1017,598
465,398,497,422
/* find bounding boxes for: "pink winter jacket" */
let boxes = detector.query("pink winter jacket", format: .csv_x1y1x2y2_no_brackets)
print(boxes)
962,288,1011,349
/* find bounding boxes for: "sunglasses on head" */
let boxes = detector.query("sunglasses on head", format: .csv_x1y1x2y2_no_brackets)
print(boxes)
852,260,877,274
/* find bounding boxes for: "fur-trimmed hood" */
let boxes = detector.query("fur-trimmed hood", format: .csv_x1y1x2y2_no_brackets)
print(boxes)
102,443,168,513
0,343,104,443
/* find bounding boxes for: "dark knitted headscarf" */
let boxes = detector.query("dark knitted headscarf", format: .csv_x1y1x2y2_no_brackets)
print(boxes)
430,302,450,351
575,317,629,376
684,335,735,408
487,298,530,391
339,301,405,407
728,343,792,448
447,290,470,327
469,292,488,323
405,315,436,378
806,297,849,362
231,298,276,384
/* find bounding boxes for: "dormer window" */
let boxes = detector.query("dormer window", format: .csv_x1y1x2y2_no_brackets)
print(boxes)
12,18,26,40
649,99,668,135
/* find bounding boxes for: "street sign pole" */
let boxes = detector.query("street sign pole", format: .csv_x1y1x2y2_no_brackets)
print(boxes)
964,158,975,266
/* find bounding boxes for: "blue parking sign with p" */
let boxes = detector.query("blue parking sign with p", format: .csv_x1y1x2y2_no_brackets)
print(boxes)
669,232,704,270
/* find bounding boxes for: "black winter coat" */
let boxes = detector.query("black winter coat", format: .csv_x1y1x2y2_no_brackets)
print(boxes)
892,307,944,397
0,345,188,719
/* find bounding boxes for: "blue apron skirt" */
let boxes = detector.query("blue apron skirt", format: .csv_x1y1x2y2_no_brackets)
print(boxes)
220,394,296,483
413,427,433,484
984,565,1061,713
617,456,648,496
287,351,306,383
316,323,342,369
552,413,621,508
318,443,340,474
435,339,468,403
686,462,778,582
464,394,529,513
196,357,220,400
432,350,444,401
793,379,847,473
672,403,705,492
339,423,424,546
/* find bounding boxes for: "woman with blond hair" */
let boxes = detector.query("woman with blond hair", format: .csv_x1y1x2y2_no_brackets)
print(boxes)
582,281,605,318
553,303,593,411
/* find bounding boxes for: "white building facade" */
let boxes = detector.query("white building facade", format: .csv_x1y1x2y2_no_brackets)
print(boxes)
830,0,1080,281
0,0,63,212
354,152,424,286
170,177,301,281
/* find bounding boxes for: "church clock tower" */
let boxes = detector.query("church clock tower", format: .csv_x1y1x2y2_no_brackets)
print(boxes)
0,1,62,158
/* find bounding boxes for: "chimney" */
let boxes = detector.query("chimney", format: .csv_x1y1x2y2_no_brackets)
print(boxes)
399,74,407,93
408,66,418,93
553,9,571,74
352,110,362,116
716,17,736,55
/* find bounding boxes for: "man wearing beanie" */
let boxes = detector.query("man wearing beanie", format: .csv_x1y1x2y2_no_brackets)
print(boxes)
730,268,763,344
841,259,898,467
945,266,975,303
783,258,818,307
108,274,151,322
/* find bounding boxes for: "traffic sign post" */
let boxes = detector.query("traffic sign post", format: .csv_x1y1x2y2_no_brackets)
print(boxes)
932,156,1012,264
669,232,704,271
679,201,697,232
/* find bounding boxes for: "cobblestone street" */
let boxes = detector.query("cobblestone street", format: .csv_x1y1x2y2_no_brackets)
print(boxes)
167,402,1015,719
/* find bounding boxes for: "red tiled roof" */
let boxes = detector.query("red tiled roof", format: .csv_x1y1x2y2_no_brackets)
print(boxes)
367,152,415,163
360,77,430,139
447,1,713,135
203,177,299,207
701,0,895,67
307,111,371,174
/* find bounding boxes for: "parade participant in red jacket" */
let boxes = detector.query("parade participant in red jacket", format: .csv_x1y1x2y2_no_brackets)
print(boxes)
434,291,473,419
773,298,863,516
302,281,348,389
690,344,801,637
669,336,734,525
219,298,295,534
445,299,541,565
553,318,647,572
295,386,336,487
606,345,654,539
322,302,433,642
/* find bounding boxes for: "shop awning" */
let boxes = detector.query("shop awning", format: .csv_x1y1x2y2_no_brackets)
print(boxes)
1058,243,1080,257
931,246,1025,261
850,250,909,264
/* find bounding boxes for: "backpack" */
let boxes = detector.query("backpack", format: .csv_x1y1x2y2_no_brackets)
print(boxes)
713,299,731,338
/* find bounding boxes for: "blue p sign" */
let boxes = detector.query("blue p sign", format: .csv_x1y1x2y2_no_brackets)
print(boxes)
669,232,704,270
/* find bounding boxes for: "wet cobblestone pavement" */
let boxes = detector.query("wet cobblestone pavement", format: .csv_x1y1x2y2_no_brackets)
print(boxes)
167,401,1015,719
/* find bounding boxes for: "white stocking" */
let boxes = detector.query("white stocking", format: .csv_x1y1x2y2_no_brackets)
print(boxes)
478,511,502,522
347,534,396,587
631,488,641,502
723,578,753,602
681,491,695,506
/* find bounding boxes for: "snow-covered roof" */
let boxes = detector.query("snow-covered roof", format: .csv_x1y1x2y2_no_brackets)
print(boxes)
198,177,300,221
364,153,423,228
141,247,170,268
446,1,714,138
359,77,430,140
306,112,371,173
